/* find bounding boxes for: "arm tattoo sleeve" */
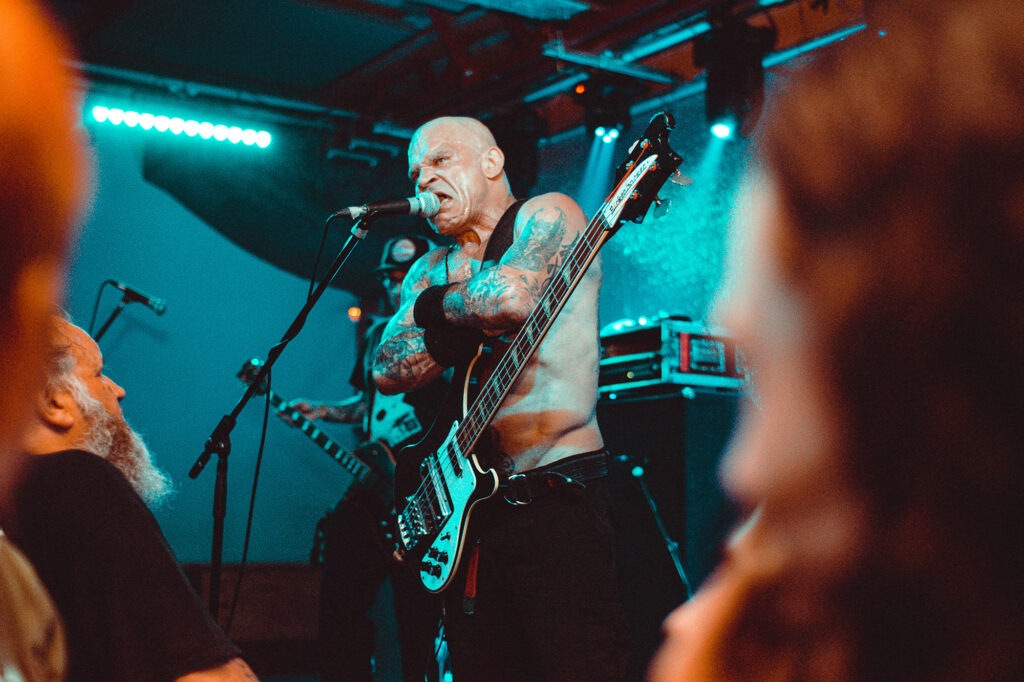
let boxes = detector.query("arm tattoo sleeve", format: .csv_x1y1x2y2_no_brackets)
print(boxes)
445,205,570,330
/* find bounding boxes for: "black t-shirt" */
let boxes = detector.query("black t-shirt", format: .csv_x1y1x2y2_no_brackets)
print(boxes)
0,450,240,681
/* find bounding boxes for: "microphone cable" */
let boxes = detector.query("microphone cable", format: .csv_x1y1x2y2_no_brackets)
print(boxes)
224,365,273,637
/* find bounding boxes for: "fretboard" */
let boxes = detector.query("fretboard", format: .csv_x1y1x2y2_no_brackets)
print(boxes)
455,212,612,458
268,390,376,487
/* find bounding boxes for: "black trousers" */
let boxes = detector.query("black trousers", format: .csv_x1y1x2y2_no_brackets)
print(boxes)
317,487,443,682
443,478,631,682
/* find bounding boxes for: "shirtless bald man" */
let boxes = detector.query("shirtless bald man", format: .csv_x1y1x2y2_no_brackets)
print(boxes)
373,116,629,681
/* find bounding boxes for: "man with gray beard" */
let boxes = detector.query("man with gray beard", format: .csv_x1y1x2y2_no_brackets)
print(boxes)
64,357,173,509
0,317,257,681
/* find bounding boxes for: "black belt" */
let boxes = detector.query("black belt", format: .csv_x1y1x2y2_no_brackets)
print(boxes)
499,449,609,506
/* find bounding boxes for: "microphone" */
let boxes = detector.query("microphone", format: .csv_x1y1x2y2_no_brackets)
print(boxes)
333,192,440,220
110,281,167,316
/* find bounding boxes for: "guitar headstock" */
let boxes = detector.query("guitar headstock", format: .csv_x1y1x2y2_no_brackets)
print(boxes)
237,357,269,395
602,111,684,234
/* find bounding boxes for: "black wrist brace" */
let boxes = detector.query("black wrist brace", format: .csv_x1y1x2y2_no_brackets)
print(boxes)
414,284,484,367
423,326,485,367
413,284,452,328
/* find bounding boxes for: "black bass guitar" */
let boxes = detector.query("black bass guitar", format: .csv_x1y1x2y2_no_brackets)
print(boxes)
393,112,684,592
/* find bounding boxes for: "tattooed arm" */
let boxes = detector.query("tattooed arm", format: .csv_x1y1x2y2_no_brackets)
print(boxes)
373,192,586,394
445,193,585,331
373,246,448,394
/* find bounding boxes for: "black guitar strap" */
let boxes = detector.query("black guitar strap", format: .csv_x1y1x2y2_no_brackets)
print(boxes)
471,198,527,464
482,199,526,265
456,195,524,613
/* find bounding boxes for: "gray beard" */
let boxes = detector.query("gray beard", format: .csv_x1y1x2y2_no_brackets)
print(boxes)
75,396,174,508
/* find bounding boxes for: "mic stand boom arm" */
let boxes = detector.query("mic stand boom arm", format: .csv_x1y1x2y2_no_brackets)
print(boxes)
187,214,375,621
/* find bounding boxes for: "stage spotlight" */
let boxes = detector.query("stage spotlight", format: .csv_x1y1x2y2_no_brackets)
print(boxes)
571,75,635,141
89,104,272,148
597,127,620,144
711,120,734,139
694,9,777,138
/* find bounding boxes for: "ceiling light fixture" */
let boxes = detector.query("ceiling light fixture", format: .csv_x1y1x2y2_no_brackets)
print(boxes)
693,9,777,139
571,75,637,142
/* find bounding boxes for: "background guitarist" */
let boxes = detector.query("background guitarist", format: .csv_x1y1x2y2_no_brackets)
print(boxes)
281,234,444,682
373,116,630,682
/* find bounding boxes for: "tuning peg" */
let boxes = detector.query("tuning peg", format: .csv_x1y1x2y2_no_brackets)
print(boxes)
670,170,693,186
654,198,672,219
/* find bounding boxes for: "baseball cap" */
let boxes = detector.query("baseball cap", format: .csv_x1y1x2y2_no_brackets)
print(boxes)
375,234,434,274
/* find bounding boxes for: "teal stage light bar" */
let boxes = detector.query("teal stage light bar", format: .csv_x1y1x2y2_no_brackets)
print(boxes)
89,105,272,148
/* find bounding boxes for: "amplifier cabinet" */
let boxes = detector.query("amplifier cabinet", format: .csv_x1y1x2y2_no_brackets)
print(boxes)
599,389,741,680
600,316,746,398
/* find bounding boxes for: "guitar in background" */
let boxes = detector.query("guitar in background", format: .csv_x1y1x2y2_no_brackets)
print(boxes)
236,357,395,509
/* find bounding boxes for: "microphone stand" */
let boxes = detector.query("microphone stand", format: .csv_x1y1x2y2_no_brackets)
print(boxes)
625,455,694,599
93,297,128,342
188,214,375,621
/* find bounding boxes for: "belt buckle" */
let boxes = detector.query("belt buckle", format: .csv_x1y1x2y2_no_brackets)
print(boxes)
504,473,532,506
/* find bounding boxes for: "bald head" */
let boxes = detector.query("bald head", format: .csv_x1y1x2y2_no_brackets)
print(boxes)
407,116,513,240
25,317,171,505
409,116,499,161
26,316,126,456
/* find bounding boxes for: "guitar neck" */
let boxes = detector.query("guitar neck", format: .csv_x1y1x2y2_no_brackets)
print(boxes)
456,214,612,454
266,390,379,486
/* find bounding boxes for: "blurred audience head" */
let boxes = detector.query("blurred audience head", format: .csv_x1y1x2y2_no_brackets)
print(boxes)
0,0,89,494
653,1,1024,680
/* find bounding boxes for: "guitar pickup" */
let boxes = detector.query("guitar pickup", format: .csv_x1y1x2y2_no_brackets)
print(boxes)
425,455,453,519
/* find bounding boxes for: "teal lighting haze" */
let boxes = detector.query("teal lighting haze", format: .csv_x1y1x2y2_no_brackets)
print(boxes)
577,133,619,219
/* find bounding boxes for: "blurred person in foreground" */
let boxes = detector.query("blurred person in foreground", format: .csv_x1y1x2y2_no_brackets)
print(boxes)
0,317,259,682
0,0,90,678
648,1,1024,680
0,0,87,501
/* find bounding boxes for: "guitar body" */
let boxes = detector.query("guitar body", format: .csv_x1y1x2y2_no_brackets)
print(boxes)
394,348,500,593
350,440,396,509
